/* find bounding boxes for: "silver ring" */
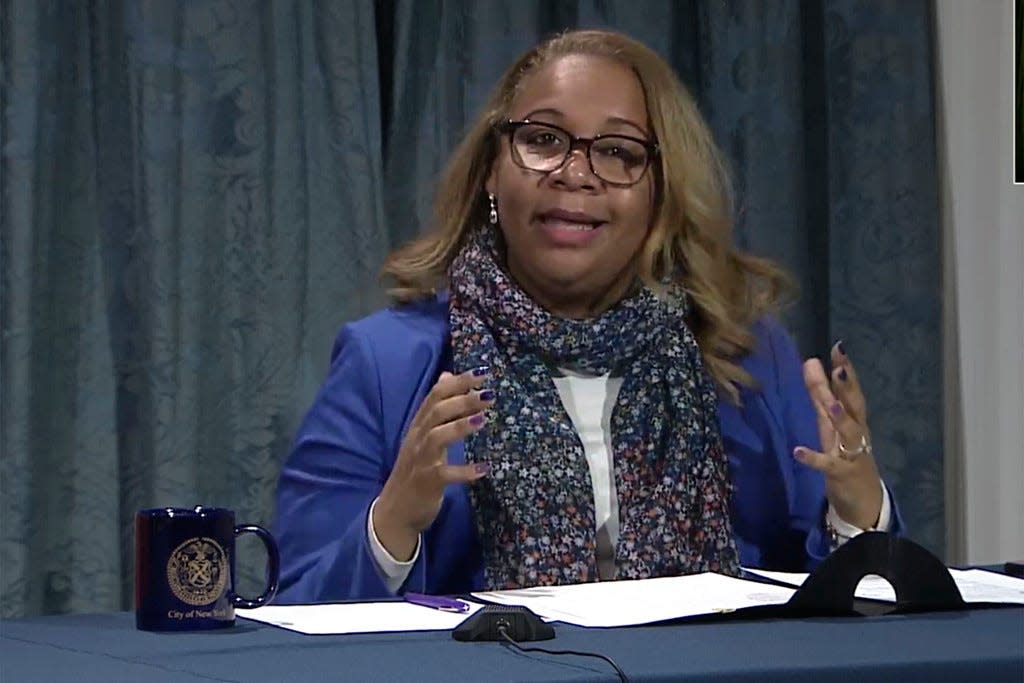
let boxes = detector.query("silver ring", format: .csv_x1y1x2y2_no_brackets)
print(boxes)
837,434,872,460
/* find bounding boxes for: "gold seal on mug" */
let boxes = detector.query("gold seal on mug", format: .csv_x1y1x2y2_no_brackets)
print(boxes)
166,537,229,606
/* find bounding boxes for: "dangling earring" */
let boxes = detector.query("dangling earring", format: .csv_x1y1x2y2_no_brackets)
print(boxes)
488,193,498,225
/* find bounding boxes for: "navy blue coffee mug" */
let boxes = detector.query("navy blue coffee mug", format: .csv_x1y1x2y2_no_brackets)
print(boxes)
135,506,280,631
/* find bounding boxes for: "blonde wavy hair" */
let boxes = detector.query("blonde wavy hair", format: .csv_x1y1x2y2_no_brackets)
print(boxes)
382,29,794,402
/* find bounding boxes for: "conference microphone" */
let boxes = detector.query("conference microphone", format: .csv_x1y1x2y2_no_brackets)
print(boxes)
453,604,631,682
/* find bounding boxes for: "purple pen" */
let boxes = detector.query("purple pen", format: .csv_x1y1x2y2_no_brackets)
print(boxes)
404,592,470,613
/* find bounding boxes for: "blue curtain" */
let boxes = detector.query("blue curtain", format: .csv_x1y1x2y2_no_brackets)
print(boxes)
0,0,941,618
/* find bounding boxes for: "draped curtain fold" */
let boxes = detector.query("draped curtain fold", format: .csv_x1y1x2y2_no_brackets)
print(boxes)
0,0,941,618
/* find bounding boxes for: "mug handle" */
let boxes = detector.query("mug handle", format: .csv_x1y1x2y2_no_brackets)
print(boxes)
231,524,280,609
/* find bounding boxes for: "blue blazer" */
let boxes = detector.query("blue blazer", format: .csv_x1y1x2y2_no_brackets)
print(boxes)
273,295,884,603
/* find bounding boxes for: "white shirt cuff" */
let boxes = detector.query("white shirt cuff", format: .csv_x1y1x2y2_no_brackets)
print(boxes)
367,496,420,593
827,478,893,543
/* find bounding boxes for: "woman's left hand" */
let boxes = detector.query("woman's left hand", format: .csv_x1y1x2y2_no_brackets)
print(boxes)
795,342,883,530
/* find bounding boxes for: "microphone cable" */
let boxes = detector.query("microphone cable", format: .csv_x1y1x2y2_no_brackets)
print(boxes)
496,624,631,683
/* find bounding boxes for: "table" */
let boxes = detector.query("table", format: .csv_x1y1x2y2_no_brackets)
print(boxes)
2,606,1022,682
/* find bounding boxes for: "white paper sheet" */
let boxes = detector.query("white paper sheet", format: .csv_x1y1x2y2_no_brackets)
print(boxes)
237,600,484,635
471,572,795,627
742,567,1024,604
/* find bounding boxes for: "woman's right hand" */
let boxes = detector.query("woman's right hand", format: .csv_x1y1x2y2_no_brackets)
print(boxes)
372,367,495,561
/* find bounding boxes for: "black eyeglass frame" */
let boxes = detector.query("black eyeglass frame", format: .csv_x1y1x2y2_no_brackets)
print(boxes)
496,119,660,187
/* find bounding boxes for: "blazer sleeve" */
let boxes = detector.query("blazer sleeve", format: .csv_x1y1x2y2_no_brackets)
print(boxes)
272,323,426,603
764,323,831,566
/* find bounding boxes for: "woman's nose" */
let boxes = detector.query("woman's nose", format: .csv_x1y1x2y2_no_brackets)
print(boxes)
547,148,599,190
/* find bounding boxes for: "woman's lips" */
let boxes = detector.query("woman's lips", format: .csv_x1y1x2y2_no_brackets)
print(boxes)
536,215,606,246
543,217,599,231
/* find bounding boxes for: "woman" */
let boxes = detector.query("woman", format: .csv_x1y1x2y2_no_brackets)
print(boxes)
273,30,897,603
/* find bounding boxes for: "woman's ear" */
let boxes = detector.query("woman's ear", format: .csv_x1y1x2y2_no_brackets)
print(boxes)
485,168,497,196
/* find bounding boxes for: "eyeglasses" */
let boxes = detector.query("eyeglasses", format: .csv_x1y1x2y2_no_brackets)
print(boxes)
496,119,659,187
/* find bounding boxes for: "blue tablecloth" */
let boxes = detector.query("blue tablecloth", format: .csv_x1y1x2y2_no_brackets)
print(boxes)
2,606,1022,682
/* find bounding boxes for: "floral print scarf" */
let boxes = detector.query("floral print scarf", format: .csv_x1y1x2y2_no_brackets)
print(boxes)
448,226,739,590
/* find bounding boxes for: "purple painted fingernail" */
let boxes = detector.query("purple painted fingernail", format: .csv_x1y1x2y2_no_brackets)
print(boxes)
471,366,490,377
474,463,491,475
838,368,848,382
479,389,495,402
830,402,843,417
469,413,485,427
793,447,807,461
837,341,846,356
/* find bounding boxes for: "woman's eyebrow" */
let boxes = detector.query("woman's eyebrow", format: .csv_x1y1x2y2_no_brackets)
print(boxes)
604,116,648,137
520,107,564,121
519,108,649,137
